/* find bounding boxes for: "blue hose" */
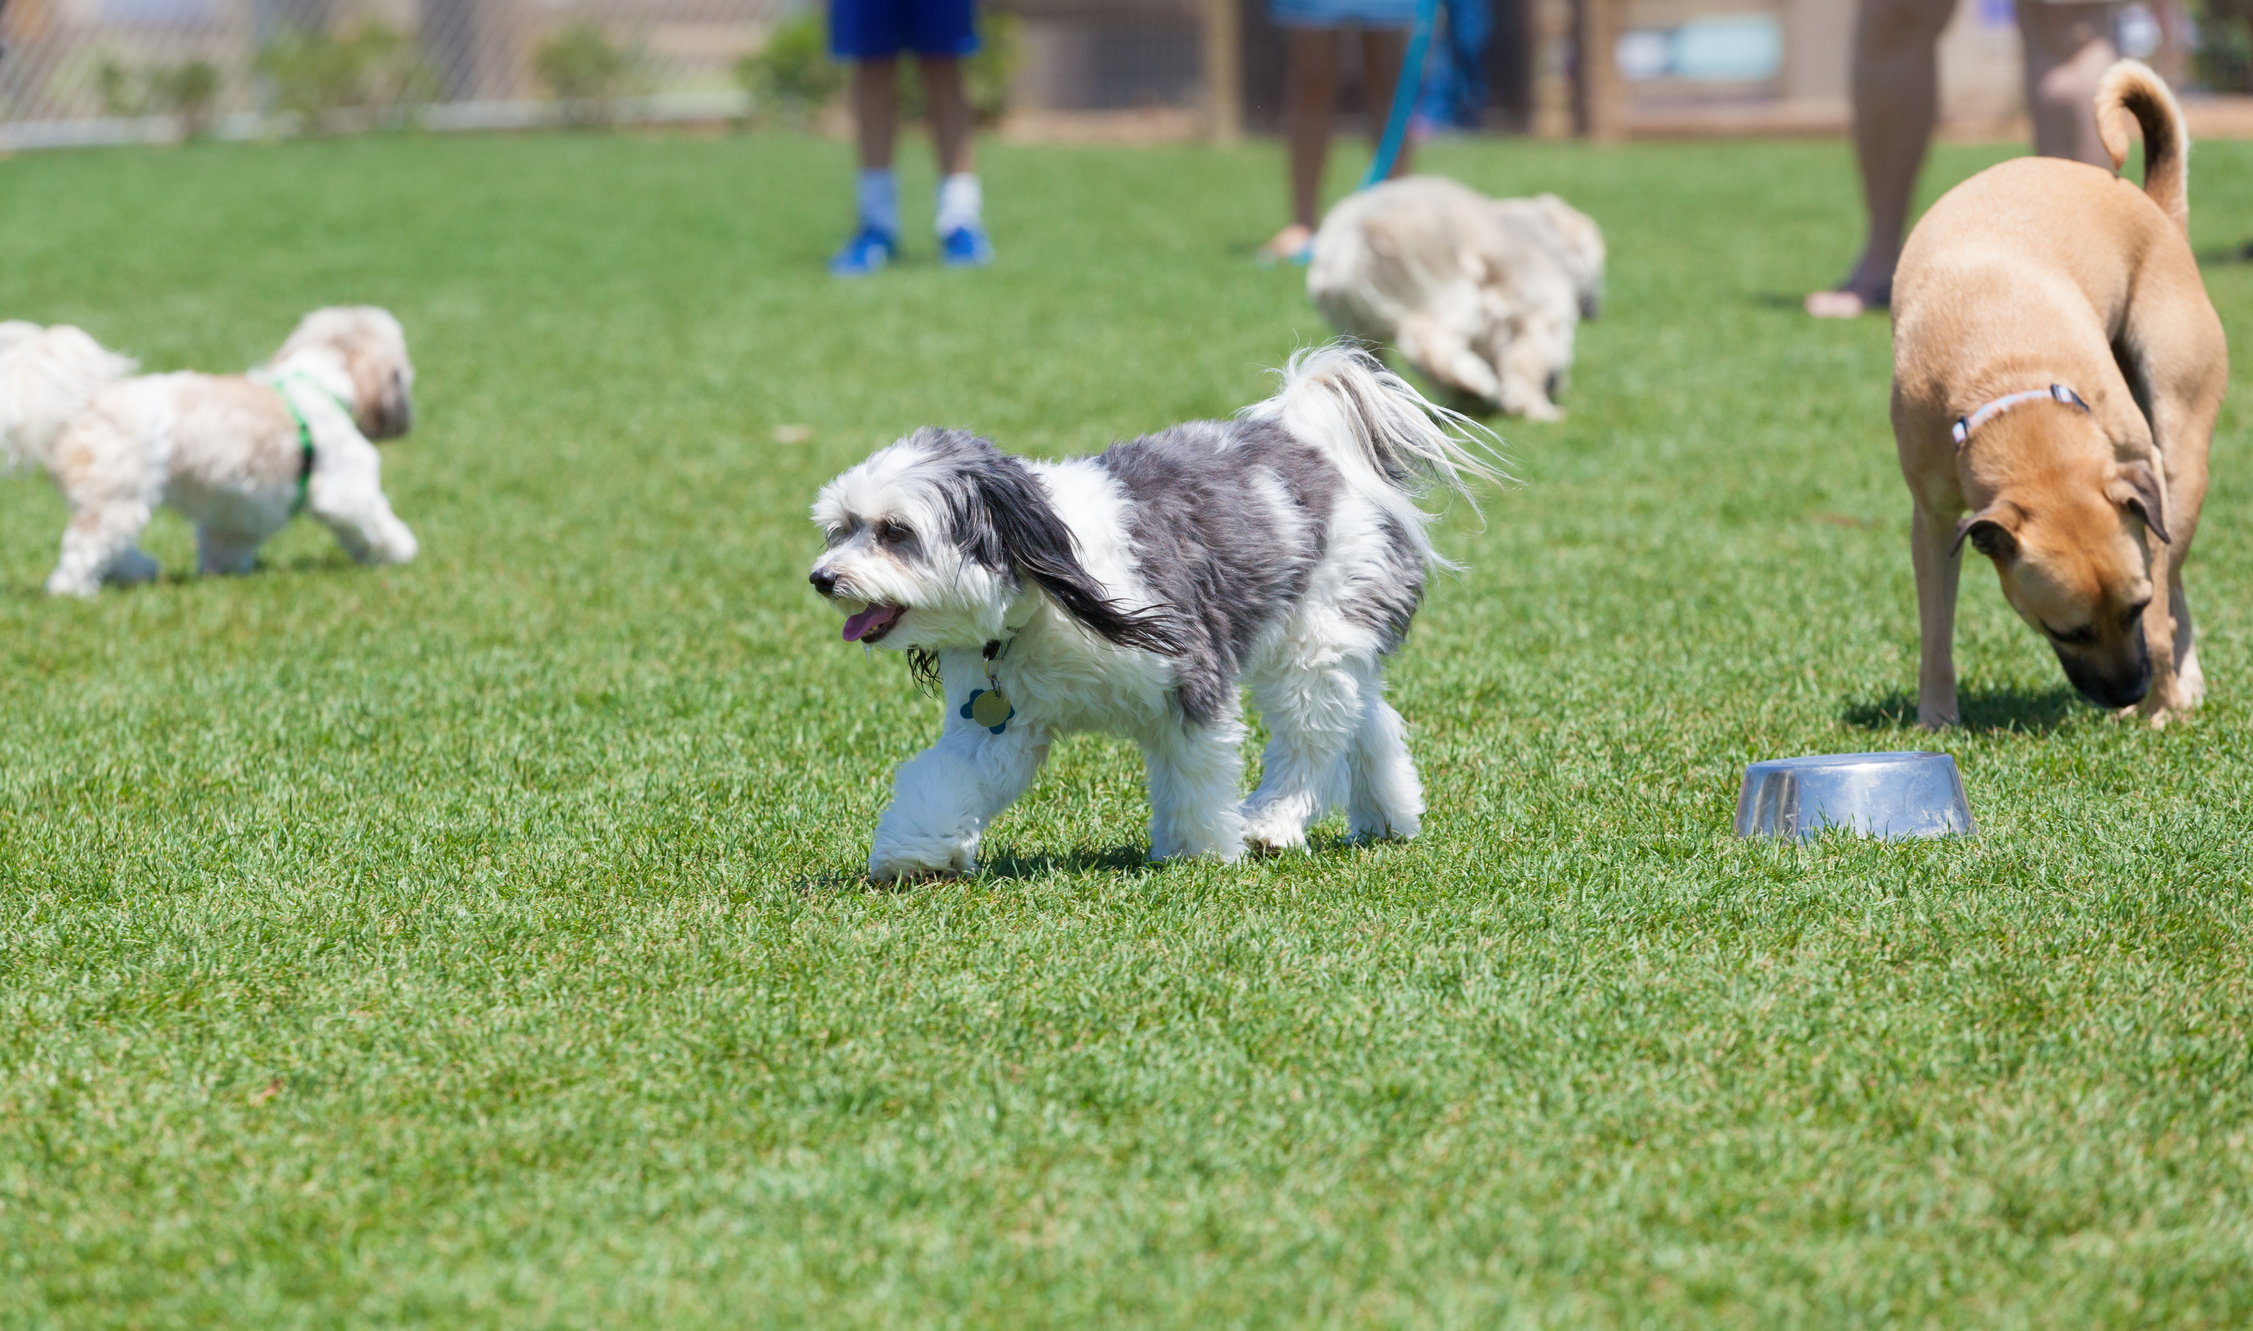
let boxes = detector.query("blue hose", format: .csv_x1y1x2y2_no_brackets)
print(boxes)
1359,0,1441,190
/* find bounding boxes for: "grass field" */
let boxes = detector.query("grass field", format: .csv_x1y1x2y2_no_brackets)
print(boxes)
2,125,2251,1327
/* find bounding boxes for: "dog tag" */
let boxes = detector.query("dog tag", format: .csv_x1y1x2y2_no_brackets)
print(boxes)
962,687,1014,734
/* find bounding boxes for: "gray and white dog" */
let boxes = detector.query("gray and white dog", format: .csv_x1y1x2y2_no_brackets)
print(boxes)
809,344,1504,882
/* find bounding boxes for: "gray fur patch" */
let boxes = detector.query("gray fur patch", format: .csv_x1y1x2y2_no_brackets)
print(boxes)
1098,419,1343,724
1339,518,1426,655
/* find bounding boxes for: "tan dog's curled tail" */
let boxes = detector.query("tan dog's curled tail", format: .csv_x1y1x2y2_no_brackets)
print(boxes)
2097,59,2189,236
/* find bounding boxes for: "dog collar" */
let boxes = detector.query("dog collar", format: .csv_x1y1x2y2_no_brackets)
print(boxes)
269,374,353,514
1952,384,2089,447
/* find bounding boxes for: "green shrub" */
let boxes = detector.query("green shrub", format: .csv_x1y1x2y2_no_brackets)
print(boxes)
95,56,224,135
255,23,433,132
965,11,1024,125
734,12,845,125
735,10,1021,127
536,22,636,126
2194,0,2253,92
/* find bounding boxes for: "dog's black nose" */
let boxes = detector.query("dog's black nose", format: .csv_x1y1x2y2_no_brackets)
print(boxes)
809,570,838,597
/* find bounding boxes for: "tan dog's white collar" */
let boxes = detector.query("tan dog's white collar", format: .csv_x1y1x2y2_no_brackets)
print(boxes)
1951,383,2089,447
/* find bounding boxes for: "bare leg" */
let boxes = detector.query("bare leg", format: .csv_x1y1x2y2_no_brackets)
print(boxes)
1360,27,1413,178
1269,27,1342,255
919,55,976,175
1808,0,1955,317
853,59,899,170
1911,500,1965,727
2019,3,2116,166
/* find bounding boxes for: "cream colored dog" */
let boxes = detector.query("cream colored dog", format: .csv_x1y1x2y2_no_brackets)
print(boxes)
0,307,418,596
1892,62,2225,728
0,320,138,473
1308,175,1604,420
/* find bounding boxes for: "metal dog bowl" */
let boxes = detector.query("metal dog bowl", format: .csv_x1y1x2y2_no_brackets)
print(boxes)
1734,751,1975,841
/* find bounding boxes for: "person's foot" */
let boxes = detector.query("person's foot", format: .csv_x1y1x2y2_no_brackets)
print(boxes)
1259,223,1315,266
828,226,898,278
939,223,993,268
1805,269,1890,318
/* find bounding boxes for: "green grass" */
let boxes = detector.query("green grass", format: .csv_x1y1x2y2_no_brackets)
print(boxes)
2,126,2251,1328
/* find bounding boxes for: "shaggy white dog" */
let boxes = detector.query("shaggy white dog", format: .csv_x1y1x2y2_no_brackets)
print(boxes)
0,307,418,596
0,320,138,473
1308,175,1604,421
809,344,1504,882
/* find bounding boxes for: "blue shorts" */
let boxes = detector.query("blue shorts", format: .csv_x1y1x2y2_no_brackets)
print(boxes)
1269,0,1416,26
829,0,980,59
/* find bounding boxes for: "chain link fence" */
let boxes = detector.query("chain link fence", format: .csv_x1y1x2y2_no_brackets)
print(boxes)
0,0,790,146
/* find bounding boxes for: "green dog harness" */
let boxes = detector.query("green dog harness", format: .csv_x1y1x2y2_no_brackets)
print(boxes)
270,374,354,515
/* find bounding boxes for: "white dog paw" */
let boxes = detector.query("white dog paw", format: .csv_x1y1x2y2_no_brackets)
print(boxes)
44,572,99,599
364,525,417,565
867,837,978,884
1240,808,1310,855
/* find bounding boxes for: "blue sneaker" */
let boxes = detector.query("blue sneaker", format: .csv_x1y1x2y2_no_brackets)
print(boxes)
828,226,897,278
939,224,993,268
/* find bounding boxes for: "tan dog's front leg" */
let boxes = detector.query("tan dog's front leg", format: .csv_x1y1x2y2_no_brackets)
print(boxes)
1911,502,1963,728
2169,564,2204,711
2134,540,2183,726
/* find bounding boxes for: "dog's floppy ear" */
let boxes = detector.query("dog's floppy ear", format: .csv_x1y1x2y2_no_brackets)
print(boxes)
2107,459,2171,545
1951,503,2020,560
341,333,413,440
947,438,1184,656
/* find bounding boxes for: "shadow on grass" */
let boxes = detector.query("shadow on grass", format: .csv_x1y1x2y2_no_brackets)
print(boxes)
981,844,1154,881
2196,242,2253,267
796,828,1415,892
791,844,1155,893
1842,683,2083,734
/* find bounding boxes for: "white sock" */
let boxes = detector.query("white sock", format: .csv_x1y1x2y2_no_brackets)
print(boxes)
935,173,982,235
856,168,899,238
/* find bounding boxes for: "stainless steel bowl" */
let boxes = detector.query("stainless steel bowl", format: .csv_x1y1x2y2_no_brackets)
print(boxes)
1734,751,1975,841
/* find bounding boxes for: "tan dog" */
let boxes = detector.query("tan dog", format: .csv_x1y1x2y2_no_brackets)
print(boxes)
1892,61,2225,728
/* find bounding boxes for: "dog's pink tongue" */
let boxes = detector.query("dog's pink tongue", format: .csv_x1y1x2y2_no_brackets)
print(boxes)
842,604,902,642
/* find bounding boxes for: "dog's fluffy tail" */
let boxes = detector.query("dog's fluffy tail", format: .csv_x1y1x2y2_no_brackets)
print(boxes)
0,323,137,472
2097,59,2190,236
1239,342,1510,571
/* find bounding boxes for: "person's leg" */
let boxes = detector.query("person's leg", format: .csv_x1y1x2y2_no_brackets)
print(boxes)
1268,26,1341,256
853,58,901,171
829,0,905,275
918,54,993,264
1360,27,1413,178
831,59,904,273
921,54,974,174
2019,3,2116,165
1806,0,1956,316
